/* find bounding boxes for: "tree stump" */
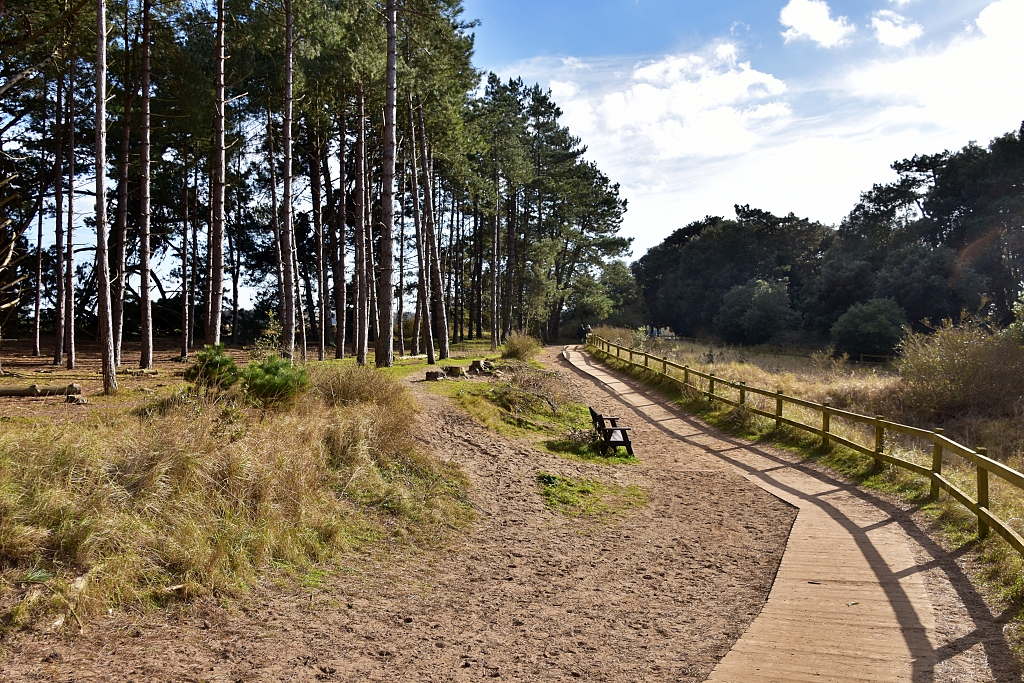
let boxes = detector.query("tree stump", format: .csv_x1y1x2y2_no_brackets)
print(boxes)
468,360,485,374
443,365,466,378
425,371,446,381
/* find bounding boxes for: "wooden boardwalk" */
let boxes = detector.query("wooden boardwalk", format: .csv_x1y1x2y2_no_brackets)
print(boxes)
564,348,939,682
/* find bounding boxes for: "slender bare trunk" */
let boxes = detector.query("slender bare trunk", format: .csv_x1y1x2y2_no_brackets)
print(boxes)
293,246,306,362
491,175,499,351
188,162,198,349
374,0,397,367
397,148,406,357
113,23,135,367
207,0,225,345
139,0,153,367
33,115,44,356
416,102,448,358
331,116,346,358
310,135,326,361
407,96,433,364
354,85,368,365
180,149,189,359
266,110,285,324
65,47,76,369
281,0,296,359
53,65,65,365
96,0,117,393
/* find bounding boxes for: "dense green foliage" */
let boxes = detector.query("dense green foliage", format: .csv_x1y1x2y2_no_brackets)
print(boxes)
830,299,906,357
184,344,239,390
241,355,310,407
635,127,1024,351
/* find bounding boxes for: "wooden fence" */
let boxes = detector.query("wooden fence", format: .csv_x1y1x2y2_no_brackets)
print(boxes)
587,335,1024,556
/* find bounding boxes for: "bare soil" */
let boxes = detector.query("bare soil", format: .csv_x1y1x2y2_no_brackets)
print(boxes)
0,339,800,681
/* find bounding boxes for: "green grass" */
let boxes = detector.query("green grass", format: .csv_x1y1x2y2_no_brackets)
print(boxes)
436,375,638,465
536,472,647,518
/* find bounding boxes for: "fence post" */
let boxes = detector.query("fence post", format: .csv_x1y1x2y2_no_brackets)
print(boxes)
663,357,668,375
874,415,885,472
775,390,783,430
644,352,649,368
977,447,990,539
739,381,746,406
822,402,831,450
931,428,944,499
683,365,689,386
616,345,620,359
708,373,715,404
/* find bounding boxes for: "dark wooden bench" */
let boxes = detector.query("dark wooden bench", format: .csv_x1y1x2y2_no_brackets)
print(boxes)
589,406,634,457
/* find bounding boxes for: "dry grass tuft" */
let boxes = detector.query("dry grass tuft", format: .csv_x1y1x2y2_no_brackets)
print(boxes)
501,332,542,360
0,366,469,630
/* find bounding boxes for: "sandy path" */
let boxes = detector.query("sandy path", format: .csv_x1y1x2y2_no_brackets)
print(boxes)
1,351,796,682
564,345,1020,682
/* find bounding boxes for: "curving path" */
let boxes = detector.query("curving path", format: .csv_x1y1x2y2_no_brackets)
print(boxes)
562,347,1015,683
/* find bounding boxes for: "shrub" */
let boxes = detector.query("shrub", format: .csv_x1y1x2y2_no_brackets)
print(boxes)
713,279,798,345
308,363,409,412
830,299,907,357
185,344,239,390
898,318,1024,418
501,331,541,360
240,356,310,407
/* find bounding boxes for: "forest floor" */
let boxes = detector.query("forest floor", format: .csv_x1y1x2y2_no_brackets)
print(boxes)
0,340,1016,681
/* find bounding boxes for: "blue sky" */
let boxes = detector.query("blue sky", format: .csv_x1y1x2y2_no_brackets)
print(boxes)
462,0,1024,257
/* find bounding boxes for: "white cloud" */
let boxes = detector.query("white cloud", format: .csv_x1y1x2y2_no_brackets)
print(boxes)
779,0,856,48
494,1,1024,256
872,10,923,46
888,0,918,6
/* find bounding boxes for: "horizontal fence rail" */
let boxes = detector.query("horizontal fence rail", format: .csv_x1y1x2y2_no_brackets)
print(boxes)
586,335,1024,557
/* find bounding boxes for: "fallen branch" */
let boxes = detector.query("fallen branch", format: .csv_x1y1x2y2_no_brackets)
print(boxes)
0,383,82,397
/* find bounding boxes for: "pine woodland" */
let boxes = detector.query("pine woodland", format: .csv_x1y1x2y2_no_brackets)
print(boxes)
0,0,631,390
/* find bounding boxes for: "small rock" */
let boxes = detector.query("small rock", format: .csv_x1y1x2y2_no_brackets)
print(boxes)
202,619,211,630
66,395,88,405
43,651,62,663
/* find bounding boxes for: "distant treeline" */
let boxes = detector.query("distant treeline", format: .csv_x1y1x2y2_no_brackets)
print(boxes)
633,124,1024,355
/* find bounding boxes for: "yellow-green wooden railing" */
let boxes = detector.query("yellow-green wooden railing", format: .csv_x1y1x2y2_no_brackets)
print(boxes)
586,334,1024,556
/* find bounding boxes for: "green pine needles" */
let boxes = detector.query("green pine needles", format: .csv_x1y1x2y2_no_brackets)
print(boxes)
185,344,309,408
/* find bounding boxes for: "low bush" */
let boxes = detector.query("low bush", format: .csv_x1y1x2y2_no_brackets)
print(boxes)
898,319,1024,419
501,332,541,360
831,299,906,357
309,363,407,411
184,344,239,390
240,355,310,407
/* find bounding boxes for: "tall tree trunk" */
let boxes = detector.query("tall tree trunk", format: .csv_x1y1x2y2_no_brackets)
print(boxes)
65,47,76,369
53,65,65,366
139,0,153,368
330,115,346,358
310,134,326,361
293,246,306,362
375,0,397,367
397,148,406,357
188,162,199,349
354,85,368,365
407,96,433,363
267,110,285,325
95,0,117,393
113,17,136,368
416,103,449,359
490,175,500,351
180,152,189,359
207,0,225,345
281,0,296,359
229,208,239,344
33,118,44,357
505,187,515,338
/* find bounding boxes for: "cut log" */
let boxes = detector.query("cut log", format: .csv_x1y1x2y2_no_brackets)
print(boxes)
442,365,466,378
0,383,83,397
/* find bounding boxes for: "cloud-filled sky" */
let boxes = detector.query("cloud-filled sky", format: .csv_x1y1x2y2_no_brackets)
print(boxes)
462,0,1024,258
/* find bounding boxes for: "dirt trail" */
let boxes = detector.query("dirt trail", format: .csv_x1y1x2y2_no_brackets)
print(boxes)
1,347,796,682
564,345,1019,683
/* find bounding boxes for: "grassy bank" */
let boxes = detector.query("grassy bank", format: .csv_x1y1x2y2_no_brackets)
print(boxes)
0,363,470,631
